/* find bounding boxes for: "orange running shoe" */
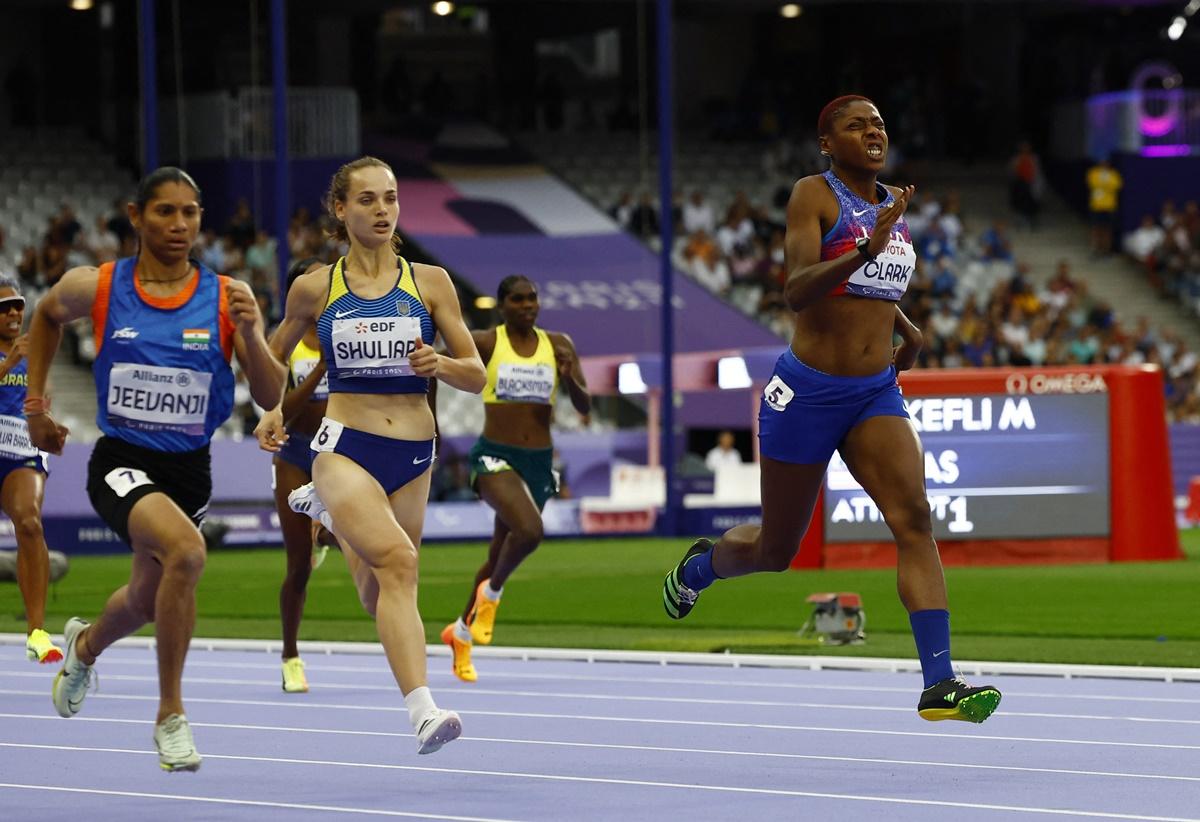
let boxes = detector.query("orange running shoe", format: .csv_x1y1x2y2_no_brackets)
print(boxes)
440,623,477,683
467,580,500,645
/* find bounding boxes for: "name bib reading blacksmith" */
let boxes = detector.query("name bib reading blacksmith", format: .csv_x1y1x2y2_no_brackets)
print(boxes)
0,414,38,459
331,317,421,378
495,362,556,404
107,363,212,435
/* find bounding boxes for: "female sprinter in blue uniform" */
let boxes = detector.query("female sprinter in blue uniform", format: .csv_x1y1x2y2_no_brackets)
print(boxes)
255,156,486,754
662,96,1001,723
0,276,61,665
25,167,284,771
441,275,590,682
271,256,333,694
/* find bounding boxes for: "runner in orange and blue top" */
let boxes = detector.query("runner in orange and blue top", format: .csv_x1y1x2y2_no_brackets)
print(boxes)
440,275,590,682
0,276,61,666
271,256,335,695
255,156,486,755
25,167,284,771
660,96,1002,723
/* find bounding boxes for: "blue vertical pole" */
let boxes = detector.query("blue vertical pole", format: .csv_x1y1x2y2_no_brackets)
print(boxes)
271,0,290,300
139,0,159,172
656,0,676,536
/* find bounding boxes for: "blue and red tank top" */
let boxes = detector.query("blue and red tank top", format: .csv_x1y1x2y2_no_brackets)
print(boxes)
91,257,235,452
316,256,437,395
820,170,917,301
0,358,41,461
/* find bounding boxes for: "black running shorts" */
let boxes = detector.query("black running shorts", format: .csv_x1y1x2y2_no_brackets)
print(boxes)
86,436,213,546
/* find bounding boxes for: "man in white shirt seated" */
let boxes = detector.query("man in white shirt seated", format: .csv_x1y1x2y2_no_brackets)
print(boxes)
705,430,743,473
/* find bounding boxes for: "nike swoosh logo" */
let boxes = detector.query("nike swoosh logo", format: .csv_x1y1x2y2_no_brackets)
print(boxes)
932,649,950,657
413,456,431,465
852,208,872,217
335,309,359,318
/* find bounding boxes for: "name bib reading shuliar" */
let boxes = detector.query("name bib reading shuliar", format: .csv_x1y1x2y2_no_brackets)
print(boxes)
0,414,37,459
495,362,556,404
106,363,212,435
331,317,421,378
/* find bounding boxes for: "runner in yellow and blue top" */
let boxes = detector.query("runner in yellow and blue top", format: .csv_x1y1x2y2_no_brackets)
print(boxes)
255,156,486,755
25,167,284,771
660,96,1002,724
271,256,335,695
0,276,61,666
440,275,590,682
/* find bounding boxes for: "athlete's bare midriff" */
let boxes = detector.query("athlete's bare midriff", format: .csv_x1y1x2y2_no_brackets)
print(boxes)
482,402,553,449
791,294,898,376
326,392,434,440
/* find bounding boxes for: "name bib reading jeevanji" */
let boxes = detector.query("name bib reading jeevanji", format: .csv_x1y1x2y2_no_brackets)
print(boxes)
331,317,421,378
106,362,212,435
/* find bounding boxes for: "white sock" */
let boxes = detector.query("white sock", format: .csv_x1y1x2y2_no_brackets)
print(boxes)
404,686,438,731
453,618,472,644
482,581,502,601
317,510,335,531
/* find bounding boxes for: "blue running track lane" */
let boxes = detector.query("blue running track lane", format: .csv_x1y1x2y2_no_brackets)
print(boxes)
0,641,1199,821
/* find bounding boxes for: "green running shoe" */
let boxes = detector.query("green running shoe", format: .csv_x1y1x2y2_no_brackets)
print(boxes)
918,677,1002,723
663,538,713,620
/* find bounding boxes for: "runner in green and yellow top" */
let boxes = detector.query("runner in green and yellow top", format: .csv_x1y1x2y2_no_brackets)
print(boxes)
441,275,590,682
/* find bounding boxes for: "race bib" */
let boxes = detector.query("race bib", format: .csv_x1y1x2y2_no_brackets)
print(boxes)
495,362,556,404
0,414,38,459
104,466,154,498
842,231,917,301
107,363,212,435
291,357,329,401
763,375,795,412
311,417,344,453
331,317,421,378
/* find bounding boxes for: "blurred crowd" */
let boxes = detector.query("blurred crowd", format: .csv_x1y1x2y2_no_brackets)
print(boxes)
612,174,1200,424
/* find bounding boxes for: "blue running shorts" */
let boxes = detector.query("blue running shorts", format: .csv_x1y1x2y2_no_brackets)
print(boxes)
758,349,909,465
310,417,435,496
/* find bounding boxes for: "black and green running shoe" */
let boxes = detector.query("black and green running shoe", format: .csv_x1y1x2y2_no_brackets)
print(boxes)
662,538,712,620
917,677,1002,723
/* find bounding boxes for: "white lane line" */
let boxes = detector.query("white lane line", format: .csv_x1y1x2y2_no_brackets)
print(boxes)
1,672,1195,725
2,718,1197,783
0,744,1194,821
33,654,1200,706
2,693,1198,751
0,782,522,821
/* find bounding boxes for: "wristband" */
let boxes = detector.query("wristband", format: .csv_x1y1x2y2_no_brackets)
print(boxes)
23,396,50,417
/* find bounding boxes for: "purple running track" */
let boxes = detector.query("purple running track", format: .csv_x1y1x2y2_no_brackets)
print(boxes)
1,646,1198,821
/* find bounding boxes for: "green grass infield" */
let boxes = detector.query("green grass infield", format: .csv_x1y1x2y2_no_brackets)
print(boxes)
4,529,1198,668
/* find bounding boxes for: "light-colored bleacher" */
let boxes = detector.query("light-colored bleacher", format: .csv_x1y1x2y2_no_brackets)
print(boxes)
0,129,134,277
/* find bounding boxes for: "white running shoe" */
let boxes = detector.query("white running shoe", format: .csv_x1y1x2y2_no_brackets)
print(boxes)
154,713,202,772
288,482,334,531
51,617,95,718
416,709,462,755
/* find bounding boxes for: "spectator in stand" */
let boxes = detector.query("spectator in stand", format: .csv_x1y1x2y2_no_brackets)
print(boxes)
1008,141,1043,230
979,219,1014,262
1086,157,1123,255
629,193,660,238
609,191,634,230
704,430,743,473
682,229,729,295
226,198,257,250
245,229,277,278
81,215,119,264
1125,214,1165,266
682,191,716,235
